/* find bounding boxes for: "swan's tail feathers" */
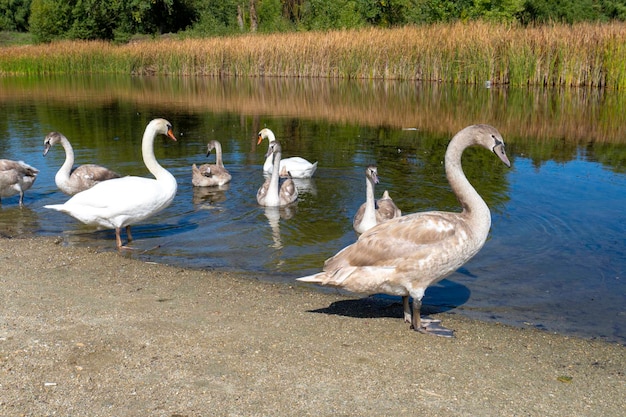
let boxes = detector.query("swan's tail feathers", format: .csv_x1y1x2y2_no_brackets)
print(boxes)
44,204,64,211
296,273,325,283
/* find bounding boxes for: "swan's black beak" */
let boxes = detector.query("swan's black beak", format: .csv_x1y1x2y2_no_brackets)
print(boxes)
43,142,51,156
493,143,511,168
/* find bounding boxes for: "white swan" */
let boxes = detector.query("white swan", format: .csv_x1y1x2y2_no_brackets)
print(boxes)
258,128,317,178
257,141,298,207
43,131,121,195
192,139,232,187
0,159,39,207
298,125,511,336
353,165,401,234
44,118,178,249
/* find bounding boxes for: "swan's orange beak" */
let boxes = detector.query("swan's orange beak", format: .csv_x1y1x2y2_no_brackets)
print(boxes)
167,128,177,141
257,133,263,145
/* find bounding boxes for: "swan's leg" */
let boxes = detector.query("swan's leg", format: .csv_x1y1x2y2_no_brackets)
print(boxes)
403,296,411,323
18,190,24,207
410,297,454,338
115,228,123,249
126,225,133,242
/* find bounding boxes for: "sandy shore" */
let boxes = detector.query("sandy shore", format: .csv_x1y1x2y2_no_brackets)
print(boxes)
0,237,623,416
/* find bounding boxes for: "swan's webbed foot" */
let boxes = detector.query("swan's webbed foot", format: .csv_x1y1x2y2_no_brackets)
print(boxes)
411,316,455,338
410,297,454,337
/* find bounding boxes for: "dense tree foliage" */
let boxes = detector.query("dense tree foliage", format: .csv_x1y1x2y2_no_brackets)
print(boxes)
1,0,625,42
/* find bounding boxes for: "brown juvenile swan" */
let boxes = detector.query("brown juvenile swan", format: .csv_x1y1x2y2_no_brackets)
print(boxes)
0,159,39,207
192,140,232,187
43,132,120,195
298,124,511,337
257,141,298,207
353,165,401,234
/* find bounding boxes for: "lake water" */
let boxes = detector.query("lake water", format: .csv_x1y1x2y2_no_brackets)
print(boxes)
1,75,624,344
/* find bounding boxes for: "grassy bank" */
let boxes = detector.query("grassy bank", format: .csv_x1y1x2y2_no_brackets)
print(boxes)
2,22,626,88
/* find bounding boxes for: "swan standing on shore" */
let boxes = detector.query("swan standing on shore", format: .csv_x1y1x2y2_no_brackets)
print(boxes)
353,165,401,234
44,118,178,249
192,140,232,187
43,131,120,195
0,159,39,207
257,141,298,207
298,125,511,336
257,128,317,178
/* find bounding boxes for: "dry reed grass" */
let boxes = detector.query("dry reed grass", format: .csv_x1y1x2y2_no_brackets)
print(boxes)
2,22,626,88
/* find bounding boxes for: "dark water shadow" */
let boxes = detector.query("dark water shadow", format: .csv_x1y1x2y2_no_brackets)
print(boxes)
307,279,471,319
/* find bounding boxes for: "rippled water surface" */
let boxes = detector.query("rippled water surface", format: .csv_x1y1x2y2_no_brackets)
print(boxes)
1,76,624,343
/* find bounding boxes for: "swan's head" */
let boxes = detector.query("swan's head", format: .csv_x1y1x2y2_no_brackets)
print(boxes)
257,128,276,145
469,124,511,168
206,140,219,156
149,118,177,142
265,140,282,158
43,132,66,156
366,165,379,184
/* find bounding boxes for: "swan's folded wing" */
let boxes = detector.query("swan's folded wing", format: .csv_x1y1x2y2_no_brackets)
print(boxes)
324,211,461,270
73,164,120,182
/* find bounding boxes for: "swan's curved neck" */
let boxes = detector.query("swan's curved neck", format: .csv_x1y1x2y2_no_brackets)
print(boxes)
57,135,75,182
213,142,224,167
265,130,276,142
267,150,281,202
363,175,377,222
445,132,491,233
142,126,174,183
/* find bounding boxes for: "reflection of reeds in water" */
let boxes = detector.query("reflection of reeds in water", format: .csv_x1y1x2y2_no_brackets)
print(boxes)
2,22,626,88
2,75,625,144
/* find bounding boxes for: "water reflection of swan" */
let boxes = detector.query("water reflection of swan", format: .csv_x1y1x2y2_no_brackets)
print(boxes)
44,119,178,249
191,140,232,187
264,205,296,249
192,183,229,207
292,178,317,196
257,141,298,207
353,165,401,234
298,125,511,337
43,131,120,195
257,128,318,178
0,206,39,237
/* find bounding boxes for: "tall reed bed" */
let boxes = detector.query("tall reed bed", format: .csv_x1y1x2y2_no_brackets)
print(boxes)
2,22,626,88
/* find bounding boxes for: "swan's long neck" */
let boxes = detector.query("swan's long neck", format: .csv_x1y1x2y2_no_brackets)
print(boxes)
266,149,281,204
56,136,75,184
363,174,377,224
142,125,175,185
214,141,224,167
445,131,491,238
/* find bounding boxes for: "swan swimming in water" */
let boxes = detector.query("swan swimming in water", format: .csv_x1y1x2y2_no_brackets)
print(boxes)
352,165,401,234
257,141,298,207
44,118,178,249
0,159,39,207
192,139,232,187
298,124,511,337
43,131,120,195
257,128,317,178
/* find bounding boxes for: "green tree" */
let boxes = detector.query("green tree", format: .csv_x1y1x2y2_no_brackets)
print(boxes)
0,0,31,31
300,0,365,30
517,0,602,24
29,0,71,42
